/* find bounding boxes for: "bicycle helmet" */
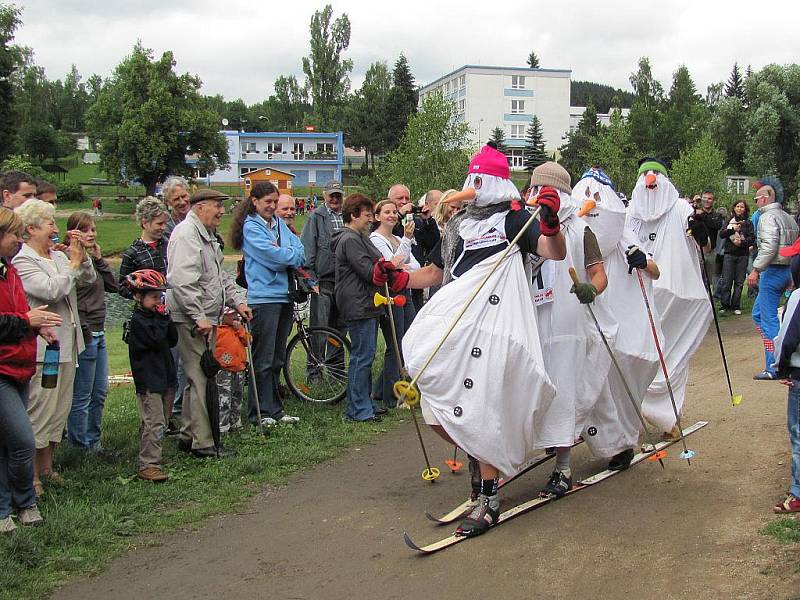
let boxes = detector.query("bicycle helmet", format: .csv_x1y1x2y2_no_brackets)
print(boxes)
125,269,168,292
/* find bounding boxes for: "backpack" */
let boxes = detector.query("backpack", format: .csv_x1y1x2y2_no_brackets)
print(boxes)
213,325,250,372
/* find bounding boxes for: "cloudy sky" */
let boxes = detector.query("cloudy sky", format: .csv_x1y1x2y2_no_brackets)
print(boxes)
16,0,799,104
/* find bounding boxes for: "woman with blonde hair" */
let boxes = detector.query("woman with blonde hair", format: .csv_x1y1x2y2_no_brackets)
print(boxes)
0,208,61,531
12,200,95,495
434,189,463,231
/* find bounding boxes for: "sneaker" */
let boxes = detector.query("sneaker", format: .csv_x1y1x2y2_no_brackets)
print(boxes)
279,415,300,424
753,371,777,381
608,448,635,471
259,417,278,427
774,494,800,513
17,505,44,526
137,467,169,483
0,515,17,533
734,309,742,315
718,308,726,314
373,406,388,416
540,469,572,498
455,493,500,537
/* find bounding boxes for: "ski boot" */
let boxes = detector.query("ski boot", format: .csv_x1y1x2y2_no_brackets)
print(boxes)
608,448,635,471
540,469,572,498
455,493,500,537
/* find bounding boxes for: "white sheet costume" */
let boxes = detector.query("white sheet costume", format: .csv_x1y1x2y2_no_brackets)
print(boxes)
403,148,557,477
627,172,712,431
576,171,662,457
532,191,616,448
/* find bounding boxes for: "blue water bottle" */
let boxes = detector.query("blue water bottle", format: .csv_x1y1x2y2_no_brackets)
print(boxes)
42,342,60,389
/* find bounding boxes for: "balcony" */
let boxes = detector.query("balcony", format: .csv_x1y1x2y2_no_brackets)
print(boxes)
239,150,338,162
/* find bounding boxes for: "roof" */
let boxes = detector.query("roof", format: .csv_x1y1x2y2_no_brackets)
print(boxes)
242,167,295,178
420,64,571,92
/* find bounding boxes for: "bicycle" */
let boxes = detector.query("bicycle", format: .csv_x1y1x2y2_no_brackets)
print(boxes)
283,302,350,403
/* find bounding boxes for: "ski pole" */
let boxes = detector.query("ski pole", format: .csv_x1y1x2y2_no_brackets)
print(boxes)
634,269,694,464
374,285,440,482
695,244,743,406
567,267,665,468
243,322,266,437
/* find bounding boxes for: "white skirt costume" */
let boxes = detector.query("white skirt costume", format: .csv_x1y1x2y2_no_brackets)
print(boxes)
403,211,556,477
575,175,662,457
627,174,712,431
533,195,616,448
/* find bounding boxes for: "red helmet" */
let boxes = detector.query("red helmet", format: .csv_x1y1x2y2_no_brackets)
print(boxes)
125,269,168,292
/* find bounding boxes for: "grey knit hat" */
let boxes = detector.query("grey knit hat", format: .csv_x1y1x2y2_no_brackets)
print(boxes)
530,162,572,194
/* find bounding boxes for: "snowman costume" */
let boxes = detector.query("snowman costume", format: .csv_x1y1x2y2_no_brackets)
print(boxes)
403,145,557,477
627,163,712,432
576,168,662,457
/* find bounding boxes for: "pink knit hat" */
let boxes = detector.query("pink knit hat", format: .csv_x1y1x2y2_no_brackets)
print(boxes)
468,144,509,180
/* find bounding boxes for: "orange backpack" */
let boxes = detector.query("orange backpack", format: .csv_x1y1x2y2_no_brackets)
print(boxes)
214,325,250,372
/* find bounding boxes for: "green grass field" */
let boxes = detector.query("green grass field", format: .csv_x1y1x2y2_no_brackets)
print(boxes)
0,323,397,600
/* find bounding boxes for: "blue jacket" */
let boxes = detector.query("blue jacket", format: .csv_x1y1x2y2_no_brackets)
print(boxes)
243,214,305,304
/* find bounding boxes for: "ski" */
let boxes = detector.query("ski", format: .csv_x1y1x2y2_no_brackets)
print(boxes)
424,439,585,525
404,420,708,554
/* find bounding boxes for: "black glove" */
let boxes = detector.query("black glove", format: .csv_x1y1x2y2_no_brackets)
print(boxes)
625,245,648,274
687,215,709,246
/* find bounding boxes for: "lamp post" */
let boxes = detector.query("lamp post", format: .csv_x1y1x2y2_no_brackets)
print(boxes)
478,118,484,143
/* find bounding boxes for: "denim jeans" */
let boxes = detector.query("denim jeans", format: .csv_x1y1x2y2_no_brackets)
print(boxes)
752,264,791,373
373,291,417,408
67,334,109,449
248,302,293,421
719,254,749,310
345,317,378,421
0,377,36,517
789,380,800,498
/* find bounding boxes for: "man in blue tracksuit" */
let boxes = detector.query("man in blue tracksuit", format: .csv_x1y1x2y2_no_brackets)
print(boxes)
748,180,799,380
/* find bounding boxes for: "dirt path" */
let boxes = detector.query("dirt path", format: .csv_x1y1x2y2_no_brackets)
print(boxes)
54,317,800,600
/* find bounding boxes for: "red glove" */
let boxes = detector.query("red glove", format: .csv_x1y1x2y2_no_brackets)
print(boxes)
372,258,396,286
388,269,409,293
537,186,561,236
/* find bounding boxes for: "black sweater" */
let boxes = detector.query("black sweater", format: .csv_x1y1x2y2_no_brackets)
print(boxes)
719,216,756,257
126,307,178,394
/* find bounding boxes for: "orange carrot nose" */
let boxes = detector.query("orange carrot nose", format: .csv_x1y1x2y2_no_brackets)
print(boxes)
443,188,476,204
645,173,657,187
577,199,596,217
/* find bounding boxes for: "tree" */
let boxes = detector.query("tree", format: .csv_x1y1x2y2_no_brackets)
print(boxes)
670,132,727,199
489,126,508,155
20,121,55,163
523,115,547,172
0,4,21,160
586,110,639,197
85,43,228,195
374,91,471,198
527,52,540,69
659,65,707,165
627,57,665,158
571,81,635,113
302,4,352,131
710,96,746,174
725,62,744,99
345,61,392,170
385,53,417,151
559,104,599,181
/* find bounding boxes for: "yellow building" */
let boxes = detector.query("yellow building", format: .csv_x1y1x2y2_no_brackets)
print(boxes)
242,167,295,196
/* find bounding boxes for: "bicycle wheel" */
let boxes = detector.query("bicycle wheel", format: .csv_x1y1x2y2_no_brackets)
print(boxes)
284,326,350,403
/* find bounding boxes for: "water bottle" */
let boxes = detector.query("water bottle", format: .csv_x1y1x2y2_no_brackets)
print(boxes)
42,342,60,389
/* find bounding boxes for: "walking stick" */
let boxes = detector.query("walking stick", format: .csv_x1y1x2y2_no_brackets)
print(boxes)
695,244,743,406
243,322,266,436
567,268,665,467
634,269,695,463
374,286,440,482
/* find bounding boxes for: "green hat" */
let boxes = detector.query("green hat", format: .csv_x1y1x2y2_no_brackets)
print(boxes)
637,157,668,177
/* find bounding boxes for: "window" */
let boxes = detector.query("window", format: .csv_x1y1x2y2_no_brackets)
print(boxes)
509,149,524,168
511,75,526,89
459,75,466,89
510,124,525,139
318,142,335,155
195,169,208,179
445,80,451,93
243,142,257,153
293,143,304,160
240,167,257,177
511,100,525,114
266,142,282,154
458,99,465,114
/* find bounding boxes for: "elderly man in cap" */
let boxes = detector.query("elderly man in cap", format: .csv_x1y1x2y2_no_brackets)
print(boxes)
167,188,252,457
301,181,346,352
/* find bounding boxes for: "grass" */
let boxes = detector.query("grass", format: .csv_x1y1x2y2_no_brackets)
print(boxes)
0,324,399,600
762,518,800,544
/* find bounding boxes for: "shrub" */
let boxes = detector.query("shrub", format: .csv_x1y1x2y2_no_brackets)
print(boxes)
57,181,85,203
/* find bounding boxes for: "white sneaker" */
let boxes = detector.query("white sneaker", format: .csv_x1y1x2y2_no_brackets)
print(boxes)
259,417,277,427
279,415,300,424
734,309,742,315
18,505,44,526
0,515,16,533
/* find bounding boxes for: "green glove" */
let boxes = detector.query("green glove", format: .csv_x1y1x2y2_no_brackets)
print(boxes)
570,282,598,304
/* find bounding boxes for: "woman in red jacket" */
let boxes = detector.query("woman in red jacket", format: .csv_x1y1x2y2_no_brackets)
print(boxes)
0,208,61,533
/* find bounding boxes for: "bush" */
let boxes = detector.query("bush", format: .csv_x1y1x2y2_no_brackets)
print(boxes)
57,181,85,203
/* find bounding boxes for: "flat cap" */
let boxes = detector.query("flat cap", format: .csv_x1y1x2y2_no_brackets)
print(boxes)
190,188,229,205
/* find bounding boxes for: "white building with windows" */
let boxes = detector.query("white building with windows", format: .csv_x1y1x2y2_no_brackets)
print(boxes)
419,65,571,169
568,106,631,133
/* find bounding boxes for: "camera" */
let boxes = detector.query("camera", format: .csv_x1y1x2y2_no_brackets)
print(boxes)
409,204,423,215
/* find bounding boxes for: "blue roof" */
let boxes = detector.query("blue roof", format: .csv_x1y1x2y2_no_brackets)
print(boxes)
223,130,341,139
